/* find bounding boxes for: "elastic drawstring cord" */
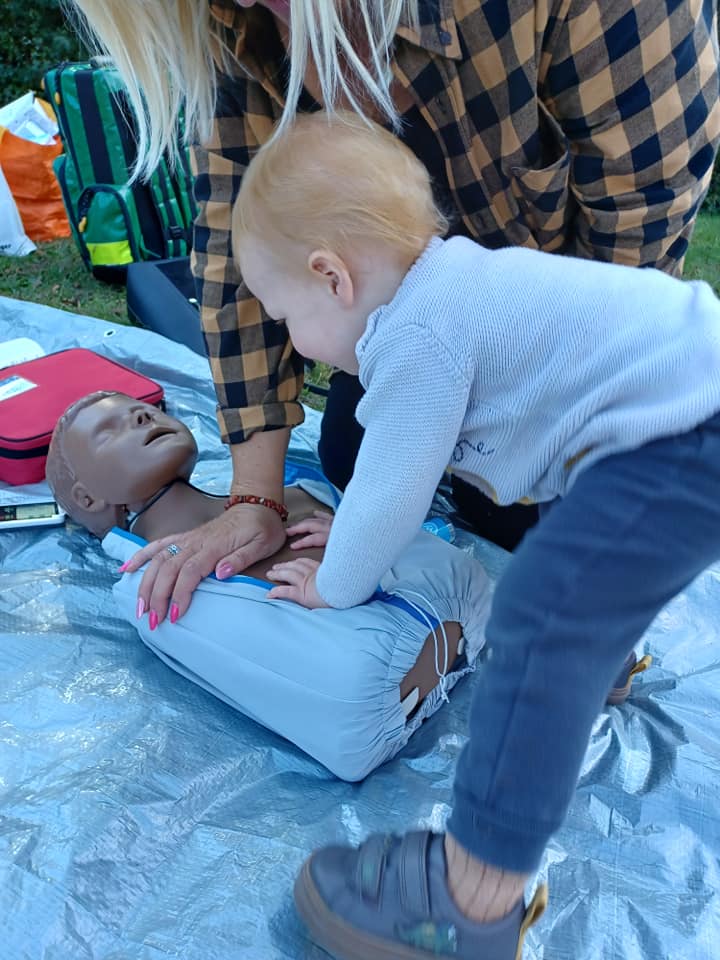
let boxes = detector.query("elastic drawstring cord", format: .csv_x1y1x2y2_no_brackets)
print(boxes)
391,588,451,702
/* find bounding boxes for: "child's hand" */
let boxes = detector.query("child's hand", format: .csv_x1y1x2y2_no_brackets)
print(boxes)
266,558,329,609
286,510,334,549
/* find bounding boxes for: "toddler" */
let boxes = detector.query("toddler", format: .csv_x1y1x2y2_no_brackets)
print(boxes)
231,112,720,960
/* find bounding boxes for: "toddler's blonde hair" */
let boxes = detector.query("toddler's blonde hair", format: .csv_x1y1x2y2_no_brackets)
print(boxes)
233,111,448,264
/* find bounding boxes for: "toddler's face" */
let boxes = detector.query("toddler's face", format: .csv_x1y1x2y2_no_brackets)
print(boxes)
237,236,362,374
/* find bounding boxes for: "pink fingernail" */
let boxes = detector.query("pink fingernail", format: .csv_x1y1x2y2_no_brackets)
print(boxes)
118,561,129,572
149,610,158,631
136,597,146,619
217,563,233,579
170,602,179,624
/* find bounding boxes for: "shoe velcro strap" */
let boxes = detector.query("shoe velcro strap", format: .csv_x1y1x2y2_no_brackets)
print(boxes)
398,831,431,916
356,834,392,903
515,884,548,960
630,654,652,678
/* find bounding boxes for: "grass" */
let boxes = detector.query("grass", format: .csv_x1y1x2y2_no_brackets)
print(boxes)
683,213,720,295
0,235,127,323
1,211,718,406
0,234,333,404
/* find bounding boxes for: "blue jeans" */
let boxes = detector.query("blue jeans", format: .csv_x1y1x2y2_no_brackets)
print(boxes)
447,411,720,872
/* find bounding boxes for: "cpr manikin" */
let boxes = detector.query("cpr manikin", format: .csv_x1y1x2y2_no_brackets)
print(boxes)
46,392,491,780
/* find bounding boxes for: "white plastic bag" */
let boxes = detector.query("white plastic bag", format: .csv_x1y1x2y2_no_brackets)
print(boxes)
0,162,35,257
0,91,58,145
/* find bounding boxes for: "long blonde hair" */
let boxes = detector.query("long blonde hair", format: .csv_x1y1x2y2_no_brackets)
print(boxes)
64,0,418,180
233,111,448,263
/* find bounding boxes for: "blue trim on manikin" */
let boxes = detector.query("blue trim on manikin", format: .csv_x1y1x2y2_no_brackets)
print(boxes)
283,461,342,508
112,526,272,589
110,466,439,629
371,590,441,631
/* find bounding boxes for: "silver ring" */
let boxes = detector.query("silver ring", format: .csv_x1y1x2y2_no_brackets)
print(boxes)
166,543,181,557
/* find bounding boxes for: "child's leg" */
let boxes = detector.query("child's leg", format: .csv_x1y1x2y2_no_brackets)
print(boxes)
293,413,720,960
448,412,720,873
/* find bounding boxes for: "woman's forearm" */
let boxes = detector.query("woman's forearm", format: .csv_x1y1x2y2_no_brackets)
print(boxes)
229,427,291,503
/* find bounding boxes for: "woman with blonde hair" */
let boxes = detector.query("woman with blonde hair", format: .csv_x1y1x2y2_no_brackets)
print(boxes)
64,1,718,957
67,0,720,584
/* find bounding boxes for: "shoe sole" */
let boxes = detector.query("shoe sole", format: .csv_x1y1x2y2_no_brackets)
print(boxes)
605,681,632,706
606,654,653,706
294,858,436,960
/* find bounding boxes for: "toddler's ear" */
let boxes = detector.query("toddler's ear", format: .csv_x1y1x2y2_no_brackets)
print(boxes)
308,249,354,307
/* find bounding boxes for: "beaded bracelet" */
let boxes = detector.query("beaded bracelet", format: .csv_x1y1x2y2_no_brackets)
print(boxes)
224,493,289,522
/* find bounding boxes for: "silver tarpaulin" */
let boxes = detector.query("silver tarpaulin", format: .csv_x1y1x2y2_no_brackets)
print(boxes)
1,297,718,959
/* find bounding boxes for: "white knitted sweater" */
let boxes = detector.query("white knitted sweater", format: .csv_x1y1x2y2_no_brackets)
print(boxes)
315,236,720,608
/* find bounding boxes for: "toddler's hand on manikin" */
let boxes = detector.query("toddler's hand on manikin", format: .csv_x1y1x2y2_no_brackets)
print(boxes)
286,510,334,549
266,557,329,609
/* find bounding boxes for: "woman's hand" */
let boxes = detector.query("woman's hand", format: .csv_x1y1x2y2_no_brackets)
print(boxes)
266,557,329,609
121,503,287,626
287,510,334,549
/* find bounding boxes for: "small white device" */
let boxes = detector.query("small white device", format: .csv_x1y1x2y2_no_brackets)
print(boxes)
0,500,66,529
0,337,45,371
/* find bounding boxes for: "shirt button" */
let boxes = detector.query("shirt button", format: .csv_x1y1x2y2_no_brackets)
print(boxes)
437,28,452,45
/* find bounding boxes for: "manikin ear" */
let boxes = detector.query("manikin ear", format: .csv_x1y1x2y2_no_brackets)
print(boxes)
307,249,354,307
68,481,127,538
70,480,110,514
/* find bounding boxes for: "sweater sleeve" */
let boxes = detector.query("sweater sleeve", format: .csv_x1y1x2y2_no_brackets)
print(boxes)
315,323,472,608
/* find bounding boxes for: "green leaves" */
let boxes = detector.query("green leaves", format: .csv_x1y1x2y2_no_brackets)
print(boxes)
0,0,87,104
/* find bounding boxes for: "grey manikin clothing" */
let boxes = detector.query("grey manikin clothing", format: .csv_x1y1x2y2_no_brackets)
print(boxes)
104,526,491,781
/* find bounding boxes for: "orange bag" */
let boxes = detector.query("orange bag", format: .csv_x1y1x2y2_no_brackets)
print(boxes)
0,128,70,242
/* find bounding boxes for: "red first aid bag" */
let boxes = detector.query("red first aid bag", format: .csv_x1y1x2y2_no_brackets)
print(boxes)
0,348,164,485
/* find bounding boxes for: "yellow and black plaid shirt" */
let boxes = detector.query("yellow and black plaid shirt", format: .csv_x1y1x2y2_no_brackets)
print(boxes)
192,0,720,445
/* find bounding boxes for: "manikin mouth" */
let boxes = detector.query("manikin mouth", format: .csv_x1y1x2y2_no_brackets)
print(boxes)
143,426,176,445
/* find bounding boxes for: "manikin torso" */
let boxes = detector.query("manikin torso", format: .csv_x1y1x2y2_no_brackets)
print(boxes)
51,392,463,711
129,478,327,581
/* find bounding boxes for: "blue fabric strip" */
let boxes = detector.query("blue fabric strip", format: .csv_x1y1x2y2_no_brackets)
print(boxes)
371,590,441,631
283,462,342,507
111,527,272,589
112,526,440,628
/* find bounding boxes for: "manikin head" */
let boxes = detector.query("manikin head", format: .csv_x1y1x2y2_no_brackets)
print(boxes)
46,391,197,538
232,111,448,371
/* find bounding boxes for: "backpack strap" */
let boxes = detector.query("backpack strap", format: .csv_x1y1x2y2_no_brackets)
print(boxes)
148,156,193,259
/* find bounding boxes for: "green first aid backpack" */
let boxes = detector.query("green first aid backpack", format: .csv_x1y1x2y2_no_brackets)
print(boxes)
43,60,196,282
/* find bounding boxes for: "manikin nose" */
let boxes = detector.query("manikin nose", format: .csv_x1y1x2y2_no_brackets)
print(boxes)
132,409,154,427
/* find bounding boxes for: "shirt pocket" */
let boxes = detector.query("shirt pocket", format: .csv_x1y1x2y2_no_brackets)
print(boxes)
509,101,573,252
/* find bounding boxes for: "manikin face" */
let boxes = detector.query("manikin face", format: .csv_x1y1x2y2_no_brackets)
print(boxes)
64,395,197,509
238,236,364,374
